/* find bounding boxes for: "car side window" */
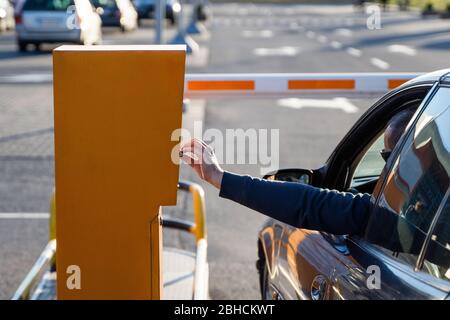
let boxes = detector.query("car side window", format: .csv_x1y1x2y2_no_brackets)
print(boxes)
422,194,450,280
363,87,450,274
352,133,385,183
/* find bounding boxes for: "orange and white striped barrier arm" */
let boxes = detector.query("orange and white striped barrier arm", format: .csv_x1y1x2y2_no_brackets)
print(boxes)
184,73,421,98
0,72,422,97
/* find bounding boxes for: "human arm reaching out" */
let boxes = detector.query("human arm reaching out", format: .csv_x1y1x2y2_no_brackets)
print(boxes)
180,139,371,235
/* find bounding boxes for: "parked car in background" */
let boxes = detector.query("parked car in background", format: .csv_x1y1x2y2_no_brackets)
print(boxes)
0,0,14,32
257,69,450,300
133,0,180,25
92,0,137,32
15,0,102,51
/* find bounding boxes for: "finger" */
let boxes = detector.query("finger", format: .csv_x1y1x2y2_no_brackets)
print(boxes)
181,153,204,179
195,138,214,155
181,140,211,166
180,139,196,151
193,138,213,154
192,138,208,152
180,142,201,158
181,150,199,162
181,144,202,159
181,152,201,169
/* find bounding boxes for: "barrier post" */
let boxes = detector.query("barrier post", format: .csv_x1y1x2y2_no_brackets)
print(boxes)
186,0,201,34
155,0,166,44
53,45,185,299
170,0,199,54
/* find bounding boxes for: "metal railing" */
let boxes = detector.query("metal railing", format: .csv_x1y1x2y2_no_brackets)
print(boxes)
13,180,208,300
166,180,208,299
11,240,56,300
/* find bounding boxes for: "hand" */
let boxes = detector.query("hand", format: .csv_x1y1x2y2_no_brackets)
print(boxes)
180,138,224,189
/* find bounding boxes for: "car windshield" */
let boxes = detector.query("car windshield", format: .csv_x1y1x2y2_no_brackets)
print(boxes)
92,0,116,8
23,0,74,11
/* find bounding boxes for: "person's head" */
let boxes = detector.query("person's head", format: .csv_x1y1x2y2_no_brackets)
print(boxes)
381,109,415,161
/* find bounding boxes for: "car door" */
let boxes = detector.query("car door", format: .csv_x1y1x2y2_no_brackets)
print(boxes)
330,83,450,299
265,84,434,300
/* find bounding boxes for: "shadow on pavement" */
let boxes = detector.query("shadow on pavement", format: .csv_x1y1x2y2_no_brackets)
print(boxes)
420,39,450,50
0,50,51,61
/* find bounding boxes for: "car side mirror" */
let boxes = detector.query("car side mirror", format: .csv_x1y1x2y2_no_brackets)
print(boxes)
263,168,313,185
96,7,104,15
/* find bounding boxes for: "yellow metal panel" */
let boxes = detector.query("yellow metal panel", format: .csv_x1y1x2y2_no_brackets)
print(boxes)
53,45,185,299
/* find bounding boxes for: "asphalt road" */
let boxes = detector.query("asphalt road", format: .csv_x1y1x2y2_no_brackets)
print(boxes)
1,3,450,299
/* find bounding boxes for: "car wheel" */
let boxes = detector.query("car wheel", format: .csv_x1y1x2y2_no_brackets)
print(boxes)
18,41,28,52
257,241,276,300
261,263,280,300
169,16,176,26
120,24,126,33
34,42,41,51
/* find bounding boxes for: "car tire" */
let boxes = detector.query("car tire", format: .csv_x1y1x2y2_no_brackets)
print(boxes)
256,241,270,300
120,24,126,33
169,16,176,26
257,241,281,300
261,264,283,300
18,41,28,52
261,263,269,300
260,262,274,300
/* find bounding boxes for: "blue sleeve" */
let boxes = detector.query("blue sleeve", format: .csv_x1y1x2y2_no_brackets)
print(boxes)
219,171,372,235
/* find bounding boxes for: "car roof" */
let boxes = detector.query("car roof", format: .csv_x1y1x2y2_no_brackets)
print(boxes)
405,68,450,87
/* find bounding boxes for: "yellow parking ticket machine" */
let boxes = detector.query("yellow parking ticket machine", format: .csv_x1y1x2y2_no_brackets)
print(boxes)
53,45,186,299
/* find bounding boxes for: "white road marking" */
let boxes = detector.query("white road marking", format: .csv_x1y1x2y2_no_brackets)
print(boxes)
277,98,358,113
254,46,300,57
346,47,362,57
387,44,417,56
0,213,50,219
335,28,353,37
186,46,209,68
242,30,274,38
330,40,343,49
371,57,390,70
0,73,53,83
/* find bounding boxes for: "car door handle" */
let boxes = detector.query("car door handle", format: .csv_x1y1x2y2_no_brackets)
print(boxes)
311,275,327,300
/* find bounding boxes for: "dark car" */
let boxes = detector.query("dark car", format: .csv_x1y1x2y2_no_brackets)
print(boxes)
92,0,137,31
257,69,450,300
132,0,180,25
